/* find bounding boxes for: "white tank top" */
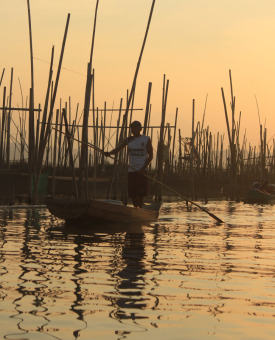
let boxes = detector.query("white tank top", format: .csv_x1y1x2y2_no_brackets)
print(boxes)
127,135,149,172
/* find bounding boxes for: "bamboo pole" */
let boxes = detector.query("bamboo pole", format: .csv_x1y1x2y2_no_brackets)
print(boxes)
79,0,100,198
190,99,195,200
34,13,70,201
27,0,34,91
28,88,35,203
51,109,59,196
0,69,5,88
156,75,169,201
6,68,13,169
35,104,41,164
0,87,6,166
118,0,156,137
143,82,152,135
171,107,178,171
62,108,78,198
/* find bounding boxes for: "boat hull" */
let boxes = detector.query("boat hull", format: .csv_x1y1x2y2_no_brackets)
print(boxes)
246,189,275,204
47,197,161,223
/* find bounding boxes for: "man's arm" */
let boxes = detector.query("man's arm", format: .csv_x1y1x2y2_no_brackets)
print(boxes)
103,138,128,157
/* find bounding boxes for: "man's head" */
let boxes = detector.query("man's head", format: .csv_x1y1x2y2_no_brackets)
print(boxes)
130,121,142,129
130,121,142,136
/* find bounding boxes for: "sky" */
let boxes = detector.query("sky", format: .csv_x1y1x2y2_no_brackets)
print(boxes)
2,0,275,148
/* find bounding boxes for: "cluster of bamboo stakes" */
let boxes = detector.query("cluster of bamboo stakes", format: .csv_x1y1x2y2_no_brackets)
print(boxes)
1,0,274,204
0,66,274,204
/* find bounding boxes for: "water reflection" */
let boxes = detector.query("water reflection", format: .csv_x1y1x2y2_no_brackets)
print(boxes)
112,232,147,320
0,202,275,339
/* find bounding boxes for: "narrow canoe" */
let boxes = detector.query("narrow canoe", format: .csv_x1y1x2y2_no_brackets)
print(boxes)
46,197,162,223
246,189,275,204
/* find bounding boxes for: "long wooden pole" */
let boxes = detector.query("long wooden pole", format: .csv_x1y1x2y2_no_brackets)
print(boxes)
118,0,156,137
171,107,178,170
79,0,100,198
0,87,6,166
190,99,195,200
62,108,78,197
7,68,13,169
51,109,59,196
38,46,54,157
0,69,5,88
27,0,34,90
34,14,70,201
143,82,152,135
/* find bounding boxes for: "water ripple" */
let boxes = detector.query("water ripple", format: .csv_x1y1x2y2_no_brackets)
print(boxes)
0,202,275,339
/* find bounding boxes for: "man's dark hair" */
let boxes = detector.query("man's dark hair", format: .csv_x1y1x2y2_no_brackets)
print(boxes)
130,120,142,128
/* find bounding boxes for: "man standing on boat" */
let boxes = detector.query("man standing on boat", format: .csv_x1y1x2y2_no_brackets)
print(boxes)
104,120,153,208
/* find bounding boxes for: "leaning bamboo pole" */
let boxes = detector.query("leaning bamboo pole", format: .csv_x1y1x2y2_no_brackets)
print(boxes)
34,13,70,202
79,0,99,198
38,47,54,161
0,69,5,88
118,0,156,138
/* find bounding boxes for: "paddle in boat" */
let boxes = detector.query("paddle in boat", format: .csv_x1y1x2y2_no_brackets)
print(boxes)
46,196,162,224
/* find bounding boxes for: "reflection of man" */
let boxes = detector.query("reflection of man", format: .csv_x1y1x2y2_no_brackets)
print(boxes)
115,232,148,317
104,121,153,208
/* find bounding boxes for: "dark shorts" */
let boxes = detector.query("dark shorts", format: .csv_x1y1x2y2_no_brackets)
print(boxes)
128,172,148,198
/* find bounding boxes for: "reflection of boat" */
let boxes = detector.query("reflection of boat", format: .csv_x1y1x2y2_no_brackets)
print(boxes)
246,189,275,204
46,197,162,223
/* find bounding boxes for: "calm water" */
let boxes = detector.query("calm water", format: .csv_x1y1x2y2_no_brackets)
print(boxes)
0,200,275,340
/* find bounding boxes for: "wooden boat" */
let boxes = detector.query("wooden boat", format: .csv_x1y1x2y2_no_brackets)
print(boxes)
46,196,162,223
245,189,275,204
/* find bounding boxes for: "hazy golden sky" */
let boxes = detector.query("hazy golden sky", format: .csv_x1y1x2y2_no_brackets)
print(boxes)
2,0,275,146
